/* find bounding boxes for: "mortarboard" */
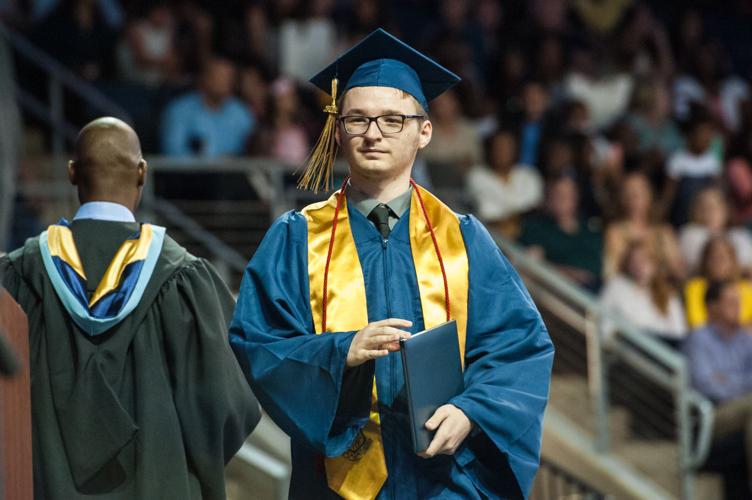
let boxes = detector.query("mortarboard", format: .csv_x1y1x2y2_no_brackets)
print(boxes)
298,28,461,192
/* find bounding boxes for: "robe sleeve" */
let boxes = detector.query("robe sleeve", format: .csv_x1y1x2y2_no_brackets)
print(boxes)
449,216,554,498
157,257,261,498
1,253,25,298
229,212,372,457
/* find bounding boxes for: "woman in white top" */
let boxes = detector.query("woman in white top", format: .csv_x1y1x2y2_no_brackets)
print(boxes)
466,129,543,237
679,186,752,275
600,240,687,344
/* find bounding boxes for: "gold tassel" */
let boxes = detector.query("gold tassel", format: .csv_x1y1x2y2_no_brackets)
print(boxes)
298,78,339,192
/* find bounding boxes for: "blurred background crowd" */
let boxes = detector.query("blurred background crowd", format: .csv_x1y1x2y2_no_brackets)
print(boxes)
4,0,752,495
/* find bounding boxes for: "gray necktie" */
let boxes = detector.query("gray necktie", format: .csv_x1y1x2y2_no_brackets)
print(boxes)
368,204,392,239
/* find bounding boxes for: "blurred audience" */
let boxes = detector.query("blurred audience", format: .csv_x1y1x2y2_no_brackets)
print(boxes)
10,0,752,387
160,56,255,157
604,172,684,281
684,236,752,329
679,186,752,275
466,129,543,238
600,240,687,345
518,176,602,290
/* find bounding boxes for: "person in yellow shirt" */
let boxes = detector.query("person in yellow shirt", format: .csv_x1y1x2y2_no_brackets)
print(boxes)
685,235,752,328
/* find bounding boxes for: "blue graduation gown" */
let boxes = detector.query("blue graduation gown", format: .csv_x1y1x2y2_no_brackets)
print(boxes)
230,200,553,499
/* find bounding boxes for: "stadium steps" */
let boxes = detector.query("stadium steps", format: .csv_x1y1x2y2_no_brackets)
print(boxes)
547,374,723,499
226,413,291,500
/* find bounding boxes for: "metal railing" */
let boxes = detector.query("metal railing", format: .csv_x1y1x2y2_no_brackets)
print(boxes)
0,31,21,251
531,459,608,500
0,22,132,164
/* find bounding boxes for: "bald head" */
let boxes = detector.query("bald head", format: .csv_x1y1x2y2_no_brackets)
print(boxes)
68,117,147,211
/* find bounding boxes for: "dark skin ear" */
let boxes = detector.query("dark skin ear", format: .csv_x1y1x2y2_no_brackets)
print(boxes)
67,160,78,186
137,159,147,187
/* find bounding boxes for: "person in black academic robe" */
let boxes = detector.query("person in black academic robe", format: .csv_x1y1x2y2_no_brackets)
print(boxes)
0,117,260,500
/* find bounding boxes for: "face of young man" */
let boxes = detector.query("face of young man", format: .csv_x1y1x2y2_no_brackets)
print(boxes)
336,86,432,183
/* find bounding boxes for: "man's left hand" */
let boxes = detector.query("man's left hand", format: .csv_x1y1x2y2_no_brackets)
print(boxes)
419,404,473,458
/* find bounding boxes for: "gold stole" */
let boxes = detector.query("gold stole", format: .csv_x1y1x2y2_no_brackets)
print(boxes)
302,184,469,500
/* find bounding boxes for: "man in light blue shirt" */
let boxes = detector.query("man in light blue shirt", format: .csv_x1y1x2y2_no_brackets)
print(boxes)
161,56,255,157
685,280,752,493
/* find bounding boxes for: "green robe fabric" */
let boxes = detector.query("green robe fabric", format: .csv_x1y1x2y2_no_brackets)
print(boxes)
0,219,260,500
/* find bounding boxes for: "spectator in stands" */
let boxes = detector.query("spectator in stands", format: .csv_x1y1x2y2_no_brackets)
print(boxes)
216,3,275,67
31,0,120,81
160,56,255,157
239,63,270,125
539,135,575,179
663,109,722,226
421,89,483,173
604,172,684,281
685,280,752,496
684,236,752,329
673,41,750,133
466,129,543,238
534,35,566,98
563,45,634,130
613,5,674,81
491,44,528,122
599,240,687,346
671,8,704,75
249,77,310,165
519,176,602,290
625,79,684,159
570,0,633,37
277,0,336,82
537,133,599,220
116,2,179,86
726,126,752,226
512,81,552,168
679,186,752,275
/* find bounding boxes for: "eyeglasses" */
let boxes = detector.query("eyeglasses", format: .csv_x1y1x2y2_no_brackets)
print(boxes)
339,114,425,135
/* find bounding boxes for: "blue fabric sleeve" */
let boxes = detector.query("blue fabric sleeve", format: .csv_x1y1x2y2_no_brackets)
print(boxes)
449,215,554,497
160,97,191,156
229,211,371,456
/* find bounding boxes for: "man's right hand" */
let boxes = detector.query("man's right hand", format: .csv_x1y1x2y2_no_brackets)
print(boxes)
346,318,412,368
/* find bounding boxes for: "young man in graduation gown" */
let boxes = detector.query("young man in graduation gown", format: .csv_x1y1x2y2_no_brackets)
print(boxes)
230,29,554,499
0,117,261,500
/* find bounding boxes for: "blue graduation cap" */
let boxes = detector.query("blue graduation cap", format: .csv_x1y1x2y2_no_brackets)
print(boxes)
309,28,461,112
298,28,461,192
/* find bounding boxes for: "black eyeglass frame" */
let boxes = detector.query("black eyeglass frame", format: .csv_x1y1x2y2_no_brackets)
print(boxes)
338,114,426,135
